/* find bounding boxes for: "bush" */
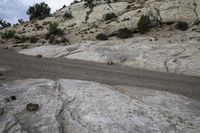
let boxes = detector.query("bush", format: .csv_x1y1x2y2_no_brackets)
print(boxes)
63,12,73,20
1,30,15,39
46,22,63,39
70,0,80,5
103,13,117,21
27,2,51,20
0,19,11,29
46,22,64,44
174,21,189,31
96,33,108,40
18,19,25,24
84,0,95,8
137,15,151,34
30,37,39,43
117,28,133,39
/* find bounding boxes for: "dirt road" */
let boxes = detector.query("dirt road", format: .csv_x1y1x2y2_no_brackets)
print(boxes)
0,48,200,100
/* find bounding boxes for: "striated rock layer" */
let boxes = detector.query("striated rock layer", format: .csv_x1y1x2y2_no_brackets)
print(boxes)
0,79,200,133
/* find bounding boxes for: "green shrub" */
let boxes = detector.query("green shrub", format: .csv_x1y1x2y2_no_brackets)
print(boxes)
30,37,39,43
96,33,108,40
0,19,11,29
84,0,95,8
174,21,189,31
117,28,133,39
137,15,151,34
70,0,80,5
46,22,65,44
27,2,51,20
103,13,118,21
18,19,25,24
1,30,15,39
46,22,63,39
63,12,73,20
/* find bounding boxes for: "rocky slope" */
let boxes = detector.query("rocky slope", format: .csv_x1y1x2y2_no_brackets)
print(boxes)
0,78,200,133
1,0,200,47
19,31,200,76
1,0,200,76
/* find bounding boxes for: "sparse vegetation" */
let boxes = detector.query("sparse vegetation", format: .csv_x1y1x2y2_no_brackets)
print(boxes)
46,22,64,44
0,19,11,29
174,21,189,31
70,0,80,5
96,33,108,40
27,2,51,20
63,12,73,20
137,6,163,34
117,28,133,39
46,22,63,39
137,15,151,34
148,7,162,27
84,0,95,8
30,37,39,43
18,19,25,24
103,13,118,21
14,35,30,43
0,30,15,39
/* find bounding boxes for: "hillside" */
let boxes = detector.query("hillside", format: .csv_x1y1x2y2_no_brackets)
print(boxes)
0,0,200,76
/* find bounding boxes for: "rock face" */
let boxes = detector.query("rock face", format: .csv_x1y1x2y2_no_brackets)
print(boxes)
20,31,200,76
0,79,200,133
1,0,200,76
1,0,200,47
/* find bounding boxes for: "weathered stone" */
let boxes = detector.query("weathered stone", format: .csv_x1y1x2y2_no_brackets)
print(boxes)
0,79,199,132
35,54,42,58
10,96,17,101
26,103,39,112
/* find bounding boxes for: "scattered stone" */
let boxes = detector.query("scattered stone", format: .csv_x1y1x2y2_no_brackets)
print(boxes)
107,60,113,65
35,54,42,58
10,96,17,101
117,28,133,39
174,21,189,31
4,98,10,102
26,103,39,112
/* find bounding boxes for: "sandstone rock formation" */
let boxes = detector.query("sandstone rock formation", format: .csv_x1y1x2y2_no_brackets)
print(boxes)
0,0,199,76
0,0,200,47
19,31,200,76
0,79,200,132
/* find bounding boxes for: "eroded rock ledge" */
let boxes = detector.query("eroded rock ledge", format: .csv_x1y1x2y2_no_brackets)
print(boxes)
0,79,200,133
19,32,200,77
